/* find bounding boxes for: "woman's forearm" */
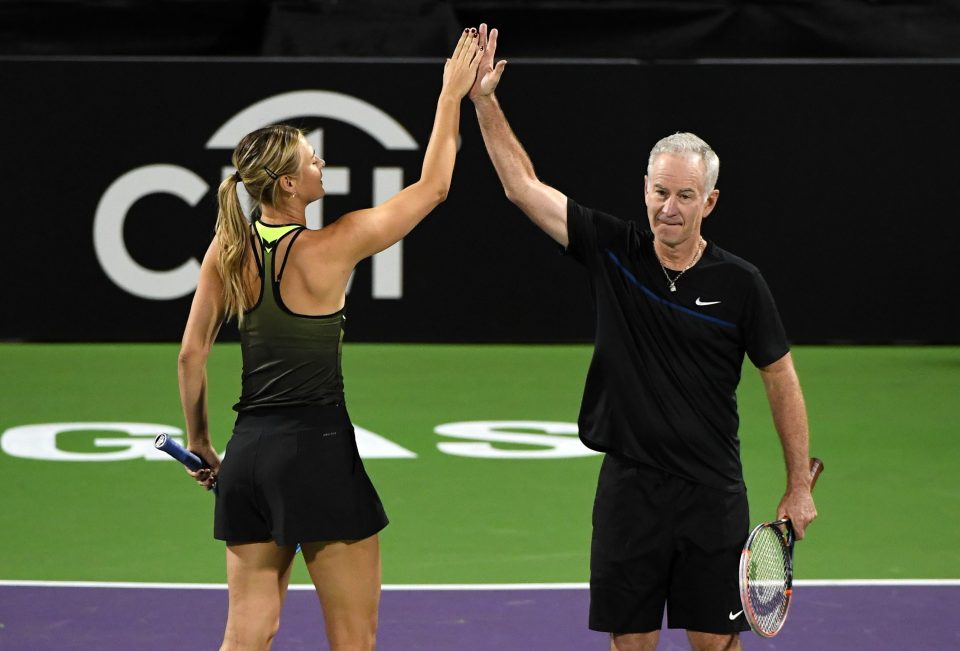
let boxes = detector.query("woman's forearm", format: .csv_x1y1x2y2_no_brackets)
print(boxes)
418,93,463,196
178,349,211,447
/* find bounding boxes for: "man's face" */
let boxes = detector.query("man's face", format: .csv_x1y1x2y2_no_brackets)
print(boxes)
644,153,719,247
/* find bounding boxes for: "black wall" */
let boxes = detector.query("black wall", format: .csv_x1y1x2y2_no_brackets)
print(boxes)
4,58,958,343
4,1,960,58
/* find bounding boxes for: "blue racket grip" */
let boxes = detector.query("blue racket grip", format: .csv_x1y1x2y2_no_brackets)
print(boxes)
155,433,208,472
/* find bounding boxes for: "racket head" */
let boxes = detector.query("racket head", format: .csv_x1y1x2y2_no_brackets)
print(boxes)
738,519,795,637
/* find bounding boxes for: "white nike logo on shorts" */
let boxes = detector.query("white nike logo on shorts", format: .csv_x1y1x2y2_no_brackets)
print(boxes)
728,610,743,620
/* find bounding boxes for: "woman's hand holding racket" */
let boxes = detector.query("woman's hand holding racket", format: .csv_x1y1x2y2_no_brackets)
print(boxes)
190,443,220,491
155,433,220,491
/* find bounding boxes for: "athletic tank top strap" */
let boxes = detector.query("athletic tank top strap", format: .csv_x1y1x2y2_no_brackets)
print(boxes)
249,225,264,276
252,220,305,284
276,227,306,282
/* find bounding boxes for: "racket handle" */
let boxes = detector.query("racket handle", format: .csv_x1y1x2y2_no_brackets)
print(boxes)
155,433,208,472
809,457,824,491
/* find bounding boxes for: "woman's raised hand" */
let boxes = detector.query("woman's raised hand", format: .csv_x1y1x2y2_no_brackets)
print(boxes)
442,28,482,99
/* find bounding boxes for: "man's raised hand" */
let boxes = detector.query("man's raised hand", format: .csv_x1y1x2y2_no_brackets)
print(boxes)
469,23,507,101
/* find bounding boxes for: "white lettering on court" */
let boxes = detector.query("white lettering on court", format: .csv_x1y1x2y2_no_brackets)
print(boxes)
0,422,416,461
353,426,417,459
434,421,600,459
1,423,178,462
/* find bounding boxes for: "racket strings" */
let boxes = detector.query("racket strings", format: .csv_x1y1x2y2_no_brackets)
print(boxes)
745,527,790,633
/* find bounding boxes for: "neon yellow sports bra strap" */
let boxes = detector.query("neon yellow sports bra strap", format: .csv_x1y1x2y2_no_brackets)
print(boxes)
254,221,302,251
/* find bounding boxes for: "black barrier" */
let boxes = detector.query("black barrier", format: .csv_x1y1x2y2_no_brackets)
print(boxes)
4,58,958,343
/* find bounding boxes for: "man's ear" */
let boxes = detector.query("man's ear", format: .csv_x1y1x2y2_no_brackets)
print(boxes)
702,188,720,219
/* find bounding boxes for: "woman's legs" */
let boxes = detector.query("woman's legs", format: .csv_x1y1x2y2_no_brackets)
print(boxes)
302,535,382,651
221,541,297,651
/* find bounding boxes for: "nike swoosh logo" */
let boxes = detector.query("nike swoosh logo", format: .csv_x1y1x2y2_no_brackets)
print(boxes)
729,610,743,620
695,298,721,306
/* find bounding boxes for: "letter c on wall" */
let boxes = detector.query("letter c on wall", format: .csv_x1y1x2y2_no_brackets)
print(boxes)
93,165,207,300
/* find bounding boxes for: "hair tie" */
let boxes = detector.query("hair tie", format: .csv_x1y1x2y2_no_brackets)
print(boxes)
263,166,278,180
233,171,242,182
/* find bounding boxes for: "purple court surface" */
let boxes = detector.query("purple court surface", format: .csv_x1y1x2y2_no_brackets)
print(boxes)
1,582,957,650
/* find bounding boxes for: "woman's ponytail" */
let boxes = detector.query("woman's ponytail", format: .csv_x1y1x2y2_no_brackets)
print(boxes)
213,125,304,323
215,174,250,323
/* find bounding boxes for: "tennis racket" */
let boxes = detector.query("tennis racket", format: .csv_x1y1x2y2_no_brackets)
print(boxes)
154,433,209,471
155,433,219,494
738,456,824,637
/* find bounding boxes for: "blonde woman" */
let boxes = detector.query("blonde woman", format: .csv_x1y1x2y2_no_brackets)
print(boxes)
177,29,481,651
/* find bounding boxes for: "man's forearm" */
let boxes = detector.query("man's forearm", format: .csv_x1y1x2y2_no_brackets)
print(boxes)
473,94,538,200
472,92,569,245
762,357,812,491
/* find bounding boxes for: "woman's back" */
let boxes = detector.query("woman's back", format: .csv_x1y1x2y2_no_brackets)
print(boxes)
235,220,350,411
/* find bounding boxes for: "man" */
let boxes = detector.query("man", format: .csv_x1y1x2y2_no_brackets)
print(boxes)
468,24,818,651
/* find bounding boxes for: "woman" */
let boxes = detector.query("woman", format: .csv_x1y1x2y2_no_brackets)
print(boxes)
177,29,481,650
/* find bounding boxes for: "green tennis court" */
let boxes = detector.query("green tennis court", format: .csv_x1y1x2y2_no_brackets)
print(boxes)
0,343,957,587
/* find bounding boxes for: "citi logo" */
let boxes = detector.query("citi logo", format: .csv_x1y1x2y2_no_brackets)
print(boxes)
93,91,418,301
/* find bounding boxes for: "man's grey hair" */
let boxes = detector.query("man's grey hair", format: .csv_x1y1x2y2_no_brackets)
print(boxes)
647,132,720,197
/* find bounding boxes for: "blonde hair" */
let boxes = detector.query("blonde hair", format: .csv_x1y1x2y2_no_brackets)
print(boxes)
647,132,720,196
216,125,304,322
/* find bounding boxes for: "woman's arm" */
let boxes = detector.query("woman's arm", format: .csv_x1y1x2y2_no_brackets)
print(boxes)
177,238,225,489
330,28,481,262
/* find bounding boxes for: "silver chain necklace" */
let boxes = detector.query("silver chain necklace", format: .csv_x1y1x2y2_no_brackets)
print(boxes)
657,238,705,293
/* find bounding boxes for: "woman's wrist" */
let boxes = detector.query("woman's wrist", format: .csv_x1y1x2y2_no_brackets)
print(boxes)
437,90,463,104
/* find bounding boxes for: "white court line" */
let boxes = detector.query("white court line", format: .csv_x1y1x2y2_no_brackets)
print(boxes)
798,579,960,587
1,579,958,590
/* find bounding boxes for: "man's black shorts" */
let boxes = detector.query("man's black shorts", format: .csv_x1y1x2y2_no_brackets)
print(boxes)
589,453,751,634
214,403,388,546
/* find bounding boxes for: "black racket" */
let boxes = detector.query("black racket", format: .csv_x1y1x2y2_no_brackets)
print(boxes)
738,457,824,637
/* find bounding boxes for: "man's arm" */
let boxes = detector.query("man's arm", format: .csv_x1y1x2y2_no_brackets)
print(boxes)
758,351,818,539
470,24,569,246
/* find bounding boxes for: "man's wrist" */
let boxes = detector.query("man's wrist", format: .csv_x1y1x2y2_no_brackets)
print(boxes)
471,93,497,108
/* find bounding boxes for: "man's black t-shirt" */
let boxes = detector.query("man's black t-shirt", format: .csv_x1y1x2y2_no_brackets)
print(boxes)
565,199,790,492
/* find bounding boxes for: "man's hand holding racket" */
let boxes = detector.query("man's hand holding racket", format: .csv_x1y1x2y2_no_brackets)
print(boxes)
739,458,824,637
775,459,819,539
